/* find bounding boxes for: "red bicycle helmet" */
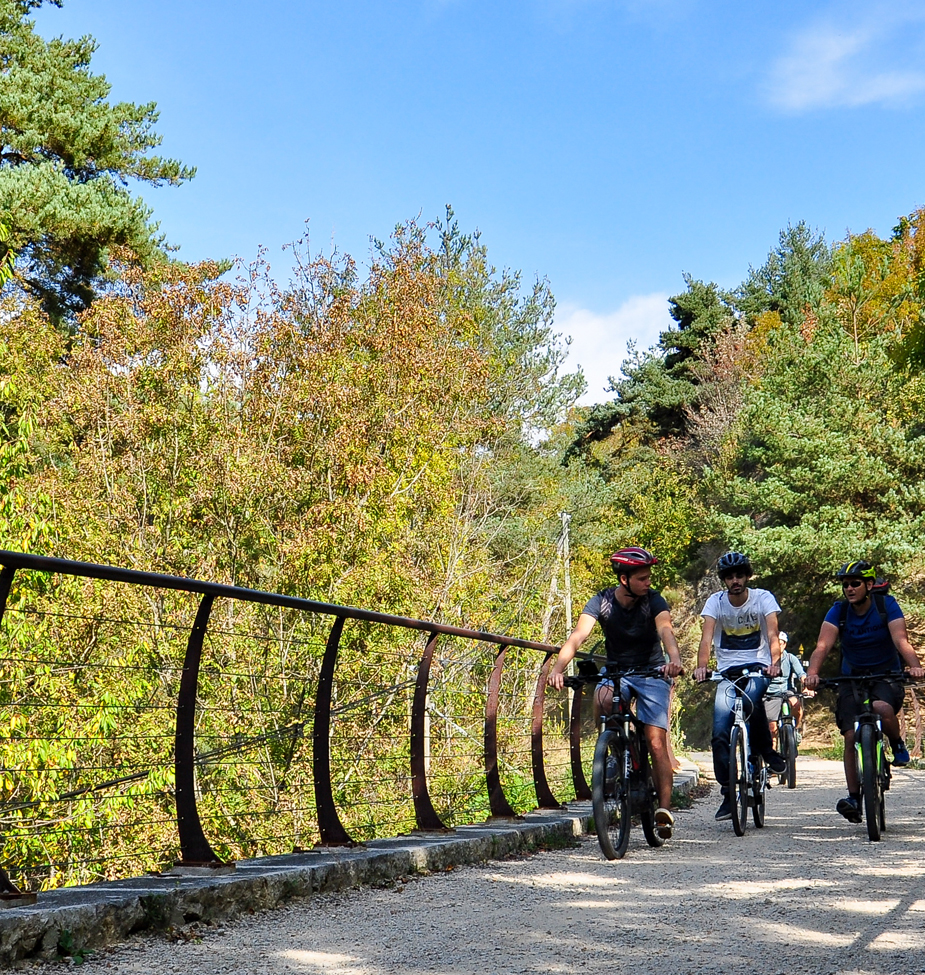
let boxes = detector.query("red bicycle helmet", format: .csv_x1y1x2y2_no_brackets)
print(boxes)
609,547,658,571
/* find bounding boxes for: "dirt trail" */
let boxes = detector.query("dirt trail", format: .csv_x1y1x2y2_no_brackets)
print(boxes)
64,758,925,975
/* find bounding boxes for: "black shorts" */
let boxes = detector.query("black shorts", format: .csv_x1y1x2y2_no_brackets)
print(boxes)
835,678,904,734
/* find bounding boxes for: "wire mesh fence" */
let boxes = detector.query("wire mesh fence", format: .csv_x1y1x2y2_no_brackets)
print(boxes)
0,552,583,894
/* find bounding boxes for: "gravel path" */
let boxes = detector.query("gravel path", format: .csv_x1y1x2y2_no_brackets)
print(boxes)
60,758,925,975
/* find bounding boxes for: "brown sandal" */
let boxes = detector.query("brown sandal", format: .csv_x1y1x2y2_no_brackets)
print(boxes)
654,807,674,840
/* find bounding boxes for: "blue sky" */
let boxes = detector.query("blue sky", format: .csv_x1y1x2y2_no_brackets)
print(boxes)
33,0,925,403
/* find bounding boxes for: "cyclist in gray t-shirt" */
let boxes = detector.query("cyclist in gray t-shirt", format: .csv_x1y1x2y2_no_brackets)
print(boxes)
548,547,683,838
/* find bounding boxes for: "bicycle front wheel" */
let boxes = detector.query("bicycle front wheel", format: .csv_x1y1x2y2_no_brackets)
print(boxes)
729,725,748,837
859,722,881,842
592,729,631,859
781,723,797,789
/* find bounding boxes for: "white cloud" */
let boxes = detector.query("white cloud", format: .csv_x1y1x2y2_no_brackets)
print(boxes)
556,293,672,406
766,8,925,112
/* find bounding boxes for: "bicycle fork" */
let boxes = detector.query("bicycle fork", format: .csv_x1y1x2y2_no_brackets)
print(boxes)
855,716,886,787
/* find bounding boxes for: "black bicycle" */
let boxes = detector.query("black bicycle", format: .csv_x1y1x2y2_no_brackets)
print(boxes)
818,673,913,842
767,690,801,789
566,668,669,859
710,666,769,836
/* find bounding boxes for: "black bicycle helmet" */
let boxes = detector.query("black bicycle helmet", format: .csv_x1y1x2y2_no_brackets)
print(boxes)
835,559,876,580
717,551,752,578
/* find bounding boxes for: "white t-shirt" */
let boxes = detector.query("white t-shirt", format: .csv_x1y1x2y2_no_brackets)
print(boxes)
700,588,781,671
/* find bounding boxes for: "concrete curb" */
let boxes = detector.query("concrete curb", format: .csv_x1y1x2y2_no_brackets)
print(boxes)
0,765,699,966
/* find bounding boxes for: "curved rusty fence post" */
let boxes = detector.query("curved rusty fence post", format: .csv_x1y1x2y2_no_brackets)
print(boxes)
174,594,222,865
484,645,518,818
530,652,562,809
568,680,592,800
313,616,355,846
0,565,26,896
410,631,450,831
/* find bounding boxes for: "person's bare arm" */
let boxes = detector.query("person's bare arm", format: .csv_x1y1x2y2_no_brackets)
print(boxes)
765,612,781,677
655,610,684,677
694,616,716,682
888,617,925,678
547,613,597,689
804,621,838,689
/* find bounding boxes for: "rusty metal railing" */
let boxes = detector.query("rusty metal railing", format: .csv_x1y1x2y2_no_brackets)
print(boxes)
0,550,593,897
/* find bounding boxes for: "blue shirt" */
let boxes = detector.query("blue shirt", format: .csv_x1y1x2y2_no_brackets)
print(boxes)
823,594,904,674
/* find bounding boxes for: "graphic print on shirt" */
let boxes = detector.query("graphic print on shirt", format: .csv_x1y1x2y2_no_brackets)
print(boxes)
718,606,762,651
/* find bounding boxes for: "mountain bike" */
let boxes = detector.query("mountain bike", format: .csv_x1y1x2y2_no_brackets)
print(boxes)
565,668,669,859
819,673,913,842
768,690,801,788
715,666,769,836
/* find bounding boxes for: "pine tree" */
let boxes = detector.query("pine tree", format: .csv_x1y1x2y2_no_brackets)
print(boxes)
0,0,195,323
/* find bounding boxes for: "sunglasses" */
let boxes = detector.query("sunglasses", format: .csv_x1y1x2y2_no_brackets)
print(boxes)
841,579,866,590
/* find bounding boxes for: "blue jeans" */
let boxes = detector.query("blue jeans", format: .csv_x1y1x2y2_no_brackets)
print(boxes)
712,674,773,790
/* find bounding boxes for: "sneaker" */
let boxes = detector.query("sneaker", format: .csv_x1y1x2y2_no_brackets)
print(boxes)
891,740,911,766
763,750,787,774
836,795,862,823
715,795,732,821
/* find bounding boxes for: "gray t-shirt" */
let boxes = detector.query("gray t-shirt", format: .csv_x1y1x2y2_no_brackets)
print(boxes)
767,651,805,695
582,587,670,669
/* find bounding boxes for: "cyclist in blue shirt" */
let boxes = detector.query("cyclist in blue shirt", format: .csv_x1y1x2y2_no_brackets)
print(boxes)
805,559,925,823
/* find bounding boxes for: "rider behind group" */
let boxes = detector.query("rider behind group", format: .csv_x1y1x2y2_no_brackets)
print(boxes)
547,546,684,838
765,632,807,745
694,551,785,822
804,560,925,824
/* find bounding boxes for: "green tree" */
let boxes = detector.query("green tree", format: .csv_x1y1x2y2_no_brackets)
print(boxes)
0,0,195,323
571,275,733,450
737,222,832,328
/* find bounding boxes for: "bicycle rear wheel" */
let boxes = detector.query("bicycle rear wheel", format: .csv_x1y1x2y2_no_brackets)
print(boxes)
859,722,881,842
729,725,748,836
592,729,631,859
781,723,797,789
639,746,665,848
751,754,766,828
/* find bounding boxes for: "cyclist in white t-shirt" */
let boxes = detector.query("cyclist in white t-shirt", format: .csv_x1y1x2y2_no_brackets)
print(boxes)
693,551,784,821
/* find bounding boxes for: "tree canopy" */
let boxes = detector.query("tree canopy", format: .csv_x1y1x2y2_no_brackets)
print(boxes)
0,0,194,322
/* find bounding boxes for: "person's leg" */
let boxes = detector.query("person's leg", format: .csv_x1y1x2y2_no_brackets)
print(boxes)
791,695,804,733
843,728,859,793
666,684,681,770
594,681,615,718
626,677,673,810
834,688,862,822
872,700,900,741
711,680,735,787
744,675,773,755
645,724,674,809
764,695,782,749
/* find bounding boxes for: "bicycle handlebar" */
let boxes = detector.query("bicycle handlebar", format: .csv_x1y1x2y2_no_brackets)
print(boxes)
700,665,770,683
818,672,921,689
563,667,671,689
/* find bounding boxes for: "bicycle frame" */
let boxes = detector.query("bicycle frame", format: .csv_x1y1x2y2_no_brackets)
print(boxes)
717,667,768,835
567,669,667,859
768,690,800,788
820,674,899,842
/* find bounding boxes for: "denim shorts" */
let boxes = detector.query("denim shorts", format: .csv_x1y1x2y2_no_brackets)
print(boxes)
598,675,671,730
